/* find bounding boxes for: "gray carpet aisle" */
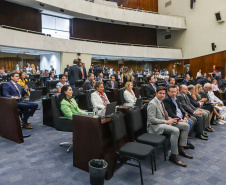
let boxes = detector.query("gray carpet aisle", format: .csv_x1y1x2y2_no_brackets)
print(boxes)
0,101,226,185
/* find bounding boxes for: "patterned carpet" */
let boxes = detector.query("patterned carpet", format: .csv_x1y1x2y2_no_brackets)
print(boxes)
0,101,226,185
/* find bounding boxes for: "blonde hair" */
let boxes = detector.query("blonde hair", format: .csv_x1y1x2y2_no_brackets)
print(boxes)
195,84,202,94
212,79,217,84
125,82,133,90
20,72,27,80
123,66,132,81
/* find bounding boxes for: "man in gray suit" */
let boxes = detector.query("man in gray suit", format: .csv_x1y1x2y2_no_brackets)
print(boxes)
147,86,192,167
68,59,81,87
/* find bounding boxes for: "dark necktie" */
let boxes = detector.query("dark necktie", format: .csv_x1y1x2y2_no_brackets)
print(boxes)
161,102,168,120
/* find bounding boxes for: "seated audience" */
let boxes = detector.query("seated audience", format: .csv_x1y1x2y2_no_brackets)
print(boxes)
201,83,225,120
95,73,104,82
177,85,208,140
144,76,156,100
195,84,223,124
105,75,118,89
163,85,194,149
91,81,110,115
60,85,84,119
2,72,38,129
45,72,56,86
17,72,28,87
131,76,137,87
42,70,49,77
187,85,213,132
56,75,69,93
147,86,192,167
207,76,212,83
212,79,219,91
181,76,191,85
123,82,137,106
196,76,205,85
64,71,68,78
83,73,95,90
169,78,176,85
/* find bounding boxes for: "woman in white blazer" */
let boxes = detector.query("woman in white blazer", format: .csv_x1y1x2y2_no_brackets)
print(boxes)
91,81,110,115
123,82,137,106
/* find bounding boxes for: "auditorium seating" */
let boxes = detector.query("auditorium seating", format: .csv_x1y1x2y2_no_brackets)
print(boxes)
118,88,126,105
46,80,60,93
129,106,166,161
111,111,155,185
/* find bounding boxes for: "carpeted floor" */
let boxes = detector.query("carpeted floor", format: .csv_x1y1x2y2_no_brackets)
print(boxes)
0,101,226,185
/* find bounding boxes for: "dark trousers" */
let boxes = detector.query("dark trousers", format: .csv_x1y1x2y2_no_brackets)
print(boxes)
17,102,38,124
192,114,204,134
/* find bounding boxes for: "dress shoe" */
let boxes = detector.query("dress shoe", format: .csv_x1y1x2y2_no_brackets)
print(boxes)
206,127,213,132
22,123,33,129
179,150,193,159
187,143,195,149
169,154,187,167
195,134,208,140
202,132,208,137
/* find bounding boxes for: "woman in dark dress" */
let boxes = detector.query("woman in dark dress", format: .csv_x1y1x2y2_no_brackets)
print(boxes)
120,66,132,87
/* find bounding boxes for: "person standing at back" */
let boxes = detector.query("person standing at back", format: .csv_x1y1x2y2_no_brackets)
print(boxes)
68,59,80,87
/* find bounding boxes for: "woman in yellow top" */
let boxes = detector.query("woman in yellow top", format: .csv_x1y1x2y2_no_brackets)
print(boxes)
60,85,84,119
17,72,28,87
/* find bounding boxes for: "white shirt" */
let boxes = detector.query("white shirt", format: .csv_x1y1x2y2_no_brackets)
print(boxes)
196,72,201,78
208,91,223,104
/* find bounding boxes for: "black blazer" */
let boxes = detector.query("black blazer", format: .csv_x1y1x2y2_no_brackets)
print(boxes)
105,81,118,90
79,66,87,80
163,94,185,119
95,67,103,77
133,80,137,87
176,92,196,115
144,83,156,99
186,93,200,108
186,70,191,76
89,68,94,74
83,79,94,90
199,89,209,103
68,65,80,85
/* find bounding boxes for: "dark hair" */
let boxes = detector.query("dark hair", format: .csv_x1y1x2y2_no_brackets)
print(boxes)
45,70,48,72
111,75,115,79
156,86,166,93
94,81,104,90
78,61,82,65
59,85,71,102
88,73,94,78
167,84,177,91
59,75,66,79
147,75,153,82
10,72,18,78
73,59,78,64
49,72,54,77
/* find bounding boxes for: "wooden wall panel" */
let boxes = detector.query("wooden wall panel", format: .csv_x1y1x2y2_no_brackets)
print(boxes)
116,0,158,12
0,56,40,73
0,1,41,32
70,18,157,45
190,51,226,78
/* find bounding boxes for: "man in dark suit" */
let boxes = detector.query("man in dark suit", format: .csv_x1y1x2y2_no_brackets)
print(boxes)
95,65,103,77
105,75,118,90
83,73,95,90
196,77,205,85
0,69,4,79
143,73,151,84
131,76,137,87
88,65,94,74
186,67,191,77
78,61,87,80
144,76,157,100
181,76,191,85
68,59,80,87
2,72,38,129
64,65,70,73
177,85,208,140
163,85,195,149
214,71,223,88
119,65,124,75
45,72,56,86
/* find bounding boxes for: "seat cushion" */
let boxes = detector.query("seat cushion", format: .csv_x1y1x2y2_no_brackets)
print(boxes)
137,133,166,147
119,142,154,160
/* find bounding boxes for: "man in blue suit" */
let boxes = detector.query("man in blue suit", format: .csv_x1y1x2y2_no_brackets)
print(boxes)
45,72,56,86
2,72,38,129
